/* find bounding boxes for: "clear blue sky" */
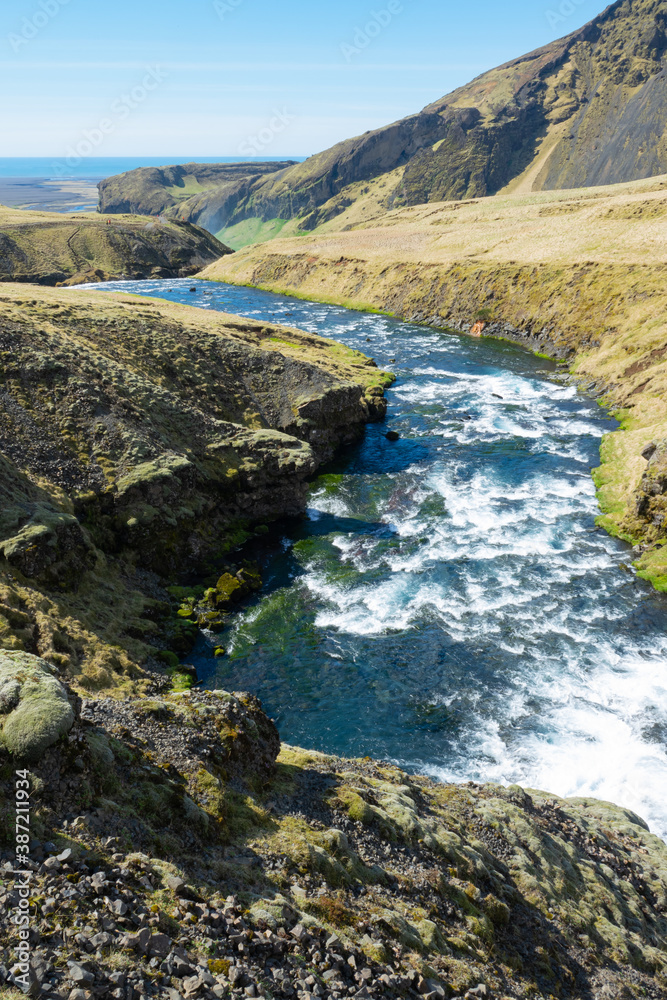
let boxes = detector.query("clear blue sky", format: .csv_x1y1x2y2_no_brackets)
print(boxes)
1,0,602,158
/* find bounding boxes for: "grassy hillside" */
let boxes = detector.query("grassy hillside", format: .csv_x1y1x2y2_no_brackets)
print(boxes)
202,173,667,589
97,161,297,244
0,204,230,285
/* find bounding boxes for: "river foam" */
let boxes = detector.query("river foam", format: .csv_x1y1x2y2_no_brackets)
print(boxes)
89,278,667,841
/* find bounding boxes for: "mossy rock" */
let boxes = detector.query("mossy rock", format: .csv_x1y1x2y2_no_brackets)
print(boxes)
156,650,180,669
215,573,243,605
0,651,76,761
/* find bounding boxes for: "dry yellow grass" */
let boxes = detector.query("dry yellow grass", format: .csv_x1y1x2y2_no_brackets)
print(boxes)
218,171,667,267
202,174,667,586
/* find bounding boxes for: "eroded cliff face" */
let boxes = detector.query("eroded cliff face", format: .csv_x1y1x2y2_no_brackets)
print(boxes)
262,0,667,213
0,284,392,691
97,161,297,234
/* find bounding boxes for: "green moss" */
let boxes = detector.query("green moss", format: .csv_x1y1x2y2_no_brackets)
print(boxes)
269,337,302,348
208,958,232,977
219,525,252,553
482,894,510,927
132,700,174,720
169,671,195,692
215,573,243,604
156,650,180,669
0,651,75,761
167,586,204,601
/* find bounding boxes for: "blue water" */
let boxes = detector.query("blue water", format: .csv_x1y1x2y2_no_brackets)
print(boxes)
0,157,306,179
89,278,667,839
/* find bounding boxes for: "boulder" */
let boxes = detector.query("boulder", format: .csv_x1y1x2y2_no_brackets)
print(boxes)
0,651,76,761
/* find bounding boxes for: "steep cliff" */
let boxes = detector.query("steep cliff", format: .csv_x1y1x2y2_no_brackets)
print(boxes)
246,0,667,222
97,161,297,237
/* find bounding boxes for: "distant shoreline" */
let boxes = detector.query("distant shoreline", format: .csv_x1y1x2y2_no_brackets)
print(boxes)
0,177,101,213
0,156,309,214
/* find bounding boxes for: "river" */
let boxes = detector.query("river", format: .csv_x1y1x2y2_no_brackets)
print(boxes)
91,277,667,840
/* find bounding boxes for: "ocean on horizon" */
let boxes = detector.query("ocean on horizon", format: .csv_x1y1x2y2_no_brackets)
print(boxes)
0,156,307,180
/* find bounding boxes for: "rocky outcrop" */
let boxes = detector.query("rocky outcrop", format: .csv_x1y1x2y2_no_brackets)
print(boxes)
0,687,666,998
634,438,667,524
0,206,231,286
0,283,392,690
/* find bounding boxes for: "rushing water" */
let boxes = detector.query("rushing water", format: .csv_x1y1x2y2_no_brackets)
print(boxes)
92,278,667,839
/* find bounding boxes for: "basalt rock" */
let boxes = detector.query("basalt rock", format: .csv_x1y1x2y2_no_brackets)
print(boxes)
0,701,666,999
634,438,667,525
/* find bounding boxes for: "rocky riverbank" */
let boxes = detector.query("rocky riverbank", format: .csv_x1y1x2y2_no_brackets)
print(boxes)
1,650,667,1000
0,206,229,286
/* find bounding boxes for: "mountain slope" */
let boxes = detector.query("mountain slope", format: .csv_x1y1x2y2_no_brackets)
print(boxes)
97,161,297,237
98,0,667,247
242,0,667,228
